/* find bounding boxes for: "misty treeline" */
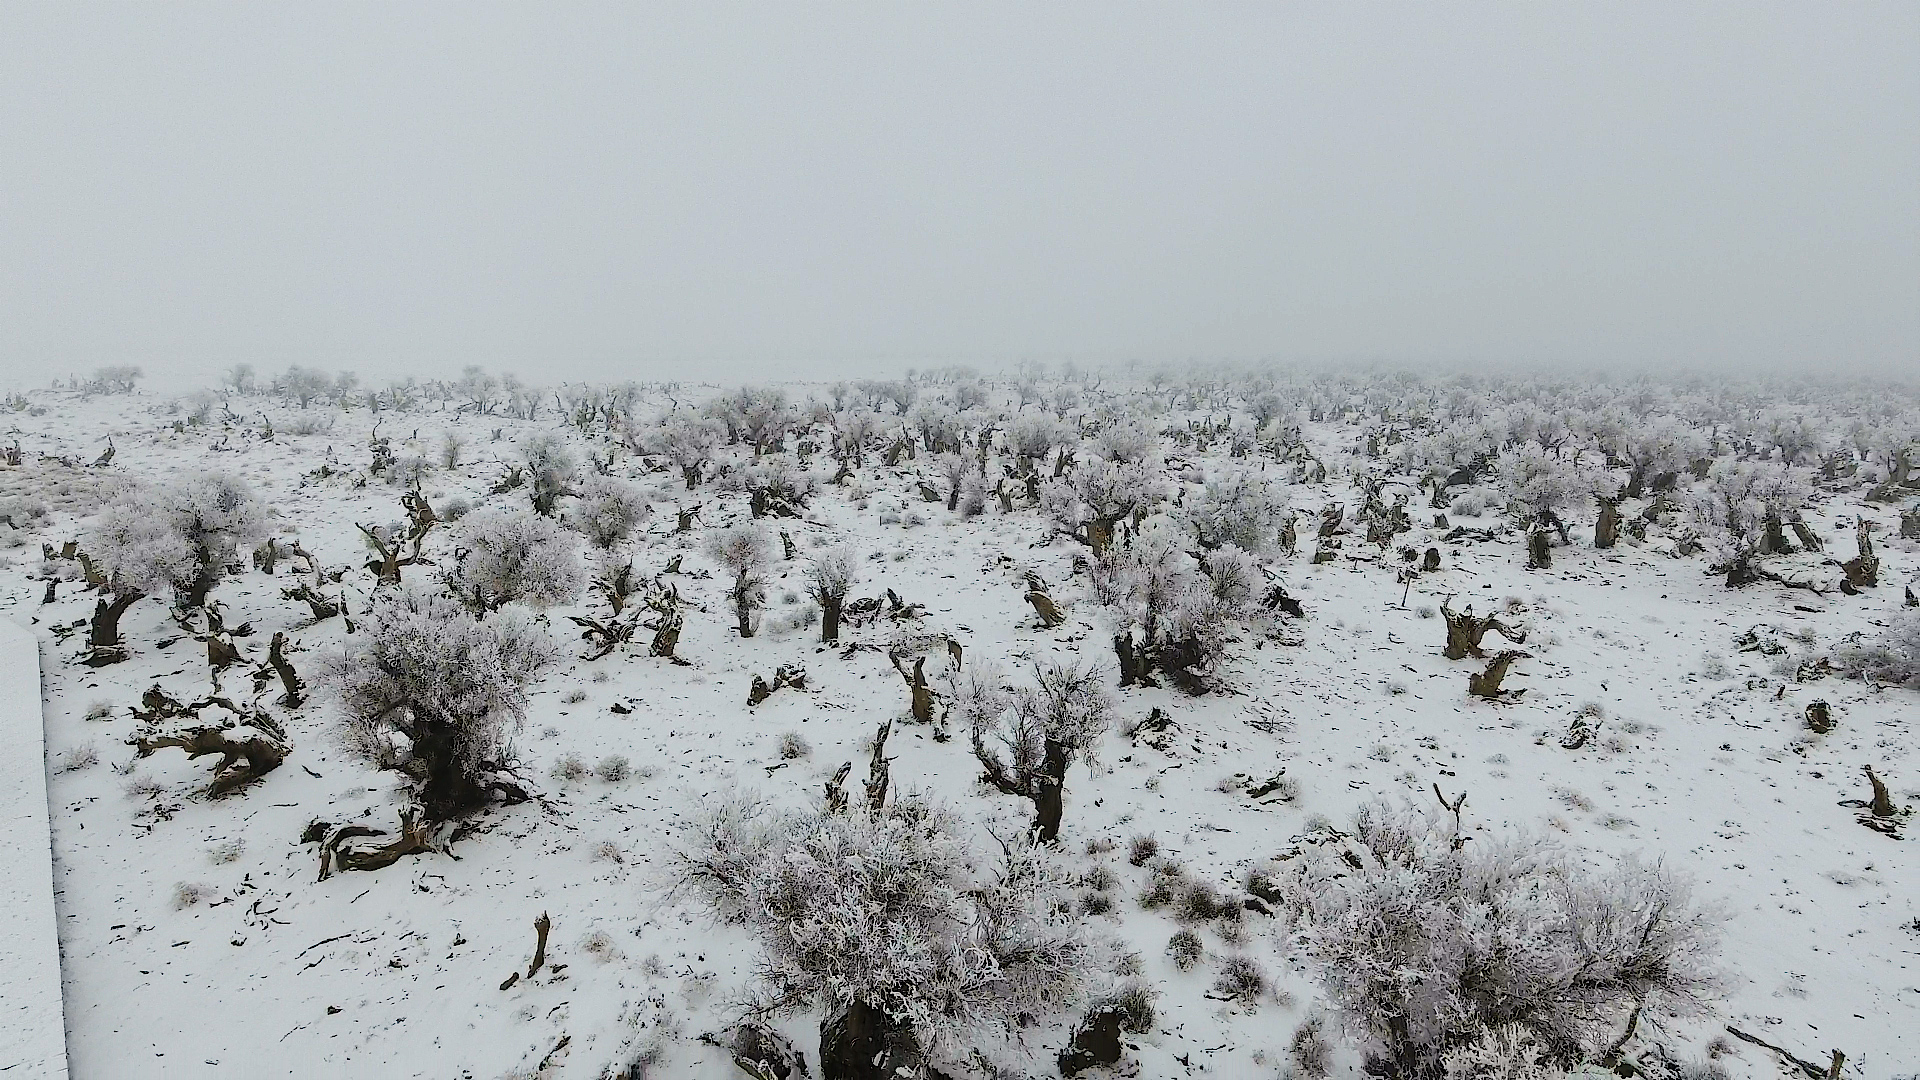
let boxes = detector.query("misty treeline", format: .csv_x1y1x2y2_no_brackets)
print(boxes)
13,357,1919,1078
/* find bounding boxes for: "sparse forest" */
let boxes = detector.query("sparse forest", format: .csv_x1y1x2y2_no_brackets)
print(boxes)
5,362,1918,1079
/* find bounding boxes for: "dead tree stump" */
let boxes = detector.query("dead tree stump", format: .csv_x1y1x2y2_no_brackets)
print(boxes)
1468,650,1529,700
1525,524,1553,569
1841,521,1879,589
527,912,551,978
1440,597,1526,660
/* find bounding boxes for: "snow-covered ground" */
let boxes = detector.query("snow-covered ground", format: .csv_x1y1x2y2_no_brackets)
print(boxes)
2,377,1916,1079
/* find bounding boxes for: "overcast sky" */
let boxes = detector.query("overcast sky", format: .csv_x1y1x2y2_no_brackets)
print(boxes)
2,3,1915,389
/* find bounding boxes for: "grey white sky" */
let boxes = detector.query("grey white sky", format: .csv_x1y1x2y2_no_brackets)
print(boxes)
2,3,1915,388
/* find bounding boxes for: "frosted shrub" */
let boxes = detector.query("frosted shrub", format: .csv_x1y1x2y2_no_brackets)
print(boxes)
1273,800,1722,1075
1449,490,1488,517
676,791,1094,1071
322,584,558,818
936,452,970,510
777,731,810,759
1212,954,1267,1002
0,496,50,534
1200,543,1261,612
1091,419,1156,465
1098,517,1234,692
573,475,649,547
1833,611,1920,688
1441,1025,1564,1080
1167,928,1203,970
959,469,990,517
1189,467,1291,554
1620,415,1706,497
518,430,579,515
910,400,962,453
452,507,584,611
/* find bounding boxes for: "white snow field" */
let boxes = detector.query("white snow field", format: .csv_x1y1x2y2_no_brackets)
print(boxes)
1,370,1916,1080
0,615,68,1079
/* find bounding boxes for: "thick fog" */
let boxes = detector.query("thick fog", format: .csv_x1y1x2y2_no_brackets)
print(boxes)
2,3,1915,389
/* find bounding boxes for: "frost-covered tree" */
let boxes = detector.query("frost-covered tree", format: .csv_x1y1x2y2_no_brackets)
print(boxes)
456,365,499,413
910,401,962,454
1761,409,1824,466
1042,456,1167,554
742,455,814,518
94,364,143,393
1093,517,1231,691
835,409,878,467
1619,416,1706,498
1007,412,1063,473
1689,459,1812,586
1188,467,1291,554
738,385,792,456
804,545,858,644
968,660,1115,842
323,584,557,819
936,452,970,511
655,414,724,489
678,791,1092,1075
81,502,189,663
223,363,255,394
1494,442,1592,540
518,431,579,515
708,523,773,637
85,471,265,642
451,507,584,611
572,475,649,548
279,364,332,408
1273,800,1722,1077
